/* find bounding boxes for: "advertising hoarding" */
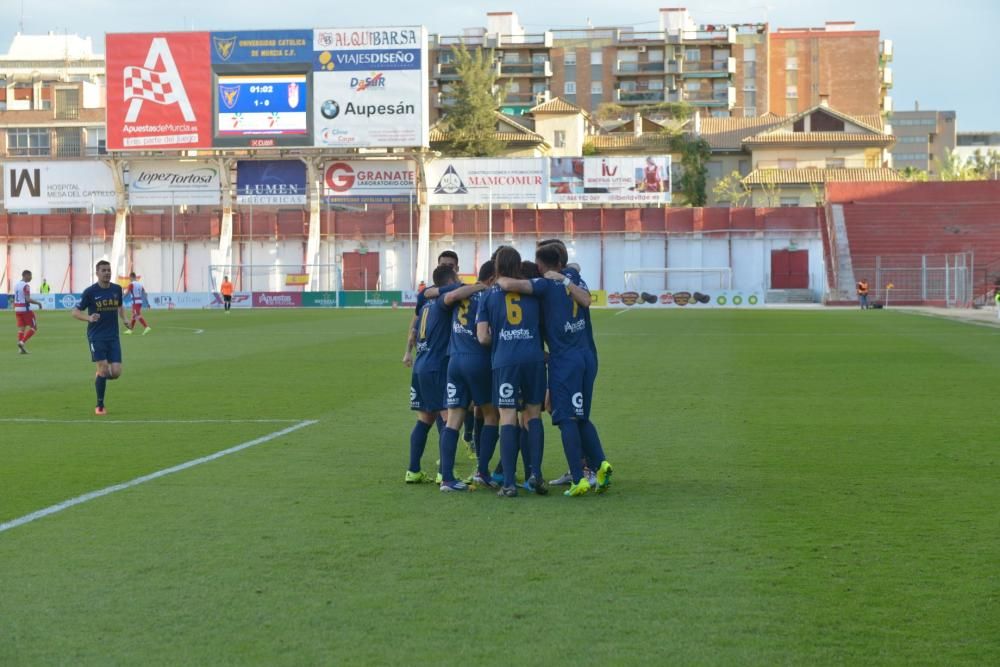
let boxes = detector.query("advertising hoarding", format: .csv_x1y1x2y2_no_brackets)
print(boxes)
3,161,116,210
128,160,221,206
324,160,416,203
312,27,428,148
425,158,546,205
606,289,761,308
106,32,213,150
549,157,671,204
236,160,307,205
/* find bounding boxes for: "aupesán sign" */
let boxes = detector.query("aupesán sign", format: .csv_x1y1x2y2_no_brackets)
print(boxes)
344,102,415,117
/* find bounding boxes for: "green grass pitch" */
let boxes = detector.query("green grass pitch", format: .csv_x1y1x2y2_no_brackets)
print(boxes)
1,307,997,664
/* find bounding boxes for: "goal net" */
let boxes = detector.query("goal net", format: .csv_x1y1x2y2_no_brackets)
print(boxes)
623,267,733,293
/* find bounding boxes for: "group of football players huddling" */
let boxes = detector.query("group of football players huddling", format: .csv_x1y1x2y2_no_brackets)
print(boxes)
403,239,612,498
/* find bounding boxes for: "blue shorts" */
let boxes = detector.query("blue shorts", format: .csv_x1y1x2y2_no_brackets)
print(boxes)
447,354,492,409
411,365,448,413
493,361,546,409
89,338,122,364
548,350,587,424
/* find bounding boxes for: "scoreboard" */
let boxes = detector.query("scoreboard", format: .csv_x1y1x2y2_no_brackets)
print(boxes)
215,74,308,136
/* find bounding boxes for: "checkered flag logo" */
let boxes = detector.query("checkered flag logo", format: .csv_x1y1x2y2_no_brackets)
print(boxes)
122,37,196,123
124,66,177,105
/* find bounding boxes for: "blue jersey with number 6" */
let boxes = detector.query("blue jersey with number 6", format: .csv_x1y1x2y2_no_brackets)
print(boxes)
476,285,543,368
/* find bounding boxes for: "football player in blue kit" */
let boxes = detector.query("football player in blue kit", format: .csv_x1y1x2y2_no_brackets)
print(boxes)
476,246,549,498
72,260,130,415
497,242,613,496
437,260,501,489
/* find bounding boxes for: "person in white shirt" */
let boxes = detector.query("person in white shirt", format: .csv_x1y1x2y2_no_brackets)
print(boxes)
123,272,152,336
13,269,42,354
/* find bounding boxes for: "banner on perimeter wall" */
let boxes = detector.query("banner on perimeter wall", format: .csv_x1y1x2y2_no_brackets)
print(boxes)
0,294,8,309
606,290,762,308
210,292,252,309
148,292,215,309
56,293,83,309
302,292,339,307
254,292,303,308
339,290,402,307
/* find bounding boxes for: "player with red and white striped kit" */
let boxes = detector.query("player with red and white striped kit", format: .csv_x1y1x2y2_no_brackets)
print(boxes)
13,269,42,354
124,272,152,336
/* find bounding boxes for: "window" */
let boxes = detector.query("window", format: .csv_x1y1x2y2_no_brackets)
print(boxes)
786,57,798,70
744,61,756,78
780,196,800,207
619,81,637,92
591,50,602,65
898,135,927,144
85,127,106,156
439,52,454,64
531,82,547,94
54,127,81,157
532,53,547,64
744,91,757,109
648,79,664,90
685,48,701,62
744,107,757,117
786,86,798,98
554,130,566,148
617,49,638,63
685,81,701,92
785,99,798,114
591,81,603,95
743,80,756,92
564,50,576,66
6,128,50,156
711,110,729,118
786,70,798,85
648,49,664,62
738,159,751,176
564,81,576,95
744,47,756,62
778,158,797,170
508,81,521,93
785,40,797,55
55,88,80,120
826,158,846,169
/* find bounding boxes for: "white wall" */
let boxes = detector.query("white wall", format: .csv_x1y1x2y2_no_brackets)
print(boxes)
4,233,826,296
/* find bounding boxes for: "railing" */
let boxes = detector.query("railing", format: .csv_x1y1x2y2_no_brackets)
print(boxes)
683,59,735,74
617,90,668,103
682,27,736,42
615,61,666,74
496,33,551,46
617,31,667,42
501,92,541,104
753,159,878,170
499,62,551,76
436,35,484,47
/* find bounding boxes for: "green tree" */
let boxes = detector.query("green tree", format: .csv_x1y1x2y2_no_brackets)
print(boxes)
440,44,505,157
898,166,929,182
670,135,712,206
637,101,694,121
712,170,752,207
940,148,979,181
969,149,1000,180
595,103,627,122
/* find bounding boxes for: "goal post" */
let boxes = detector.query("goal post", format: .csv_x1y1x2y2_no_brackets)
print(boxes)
208,264,343,293
623,268,733,293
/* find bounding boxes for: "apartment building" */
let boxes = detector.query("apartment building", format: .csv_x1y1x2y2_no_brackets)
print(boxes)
0,33,106,158
768,22,891,117
429,10,889,124
889,107,957,177
954,131,1000,165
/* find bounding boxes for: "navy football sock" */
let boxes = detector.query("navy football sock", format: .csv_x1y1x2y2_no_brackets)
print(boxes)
435,414,445,436
499,425,519,488
558,420,586,483
439,427,460,483
95,374,107,408
527,418,544,481
519,427,531,478
578,420,607,468
409,420,432,473
478,424,499,476
473,417,485,454
463,411,475,442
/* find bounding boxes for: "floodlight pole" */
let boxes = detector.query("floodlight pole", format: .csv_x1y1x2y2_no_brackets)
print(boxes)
171,192,176,291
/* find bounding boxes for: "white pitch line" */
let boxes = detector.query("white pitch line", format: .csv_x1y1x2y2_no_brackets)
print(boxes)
0,419,319,535
0,418,307,424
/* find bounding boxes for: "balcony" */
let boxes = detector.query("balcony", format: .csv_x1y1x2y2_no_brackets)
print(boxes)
880,39,893,62
682,26,736,43
498,61,552,77
436,63,460,79
501,91,545,106
435,92,457,108
614,60,668,75
681,57,735,78
616,89,681,104
434,34,485,48
616,31,667,44
882,67,893,88
495,32,553,47
687,87,736,108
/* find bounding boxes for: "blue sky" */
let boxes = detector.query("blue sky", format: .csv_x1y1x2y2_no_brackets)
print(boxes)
2,0,997,129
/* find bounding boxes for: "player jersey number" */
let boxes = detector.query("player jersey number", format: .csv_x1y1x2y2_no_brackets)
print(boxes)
457,299,470,326
566,286,579,319
505,293,522,325
418,307,430,339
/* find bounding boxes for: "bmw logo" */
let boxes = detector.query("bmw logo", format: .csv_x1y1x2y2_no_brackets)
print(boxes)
321,99,340,119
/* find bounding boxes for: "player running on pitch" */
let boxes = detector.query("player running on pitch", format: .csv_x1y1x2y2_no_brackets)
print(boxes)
13,269,42,354
72,260,129,415
123,272,152,335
